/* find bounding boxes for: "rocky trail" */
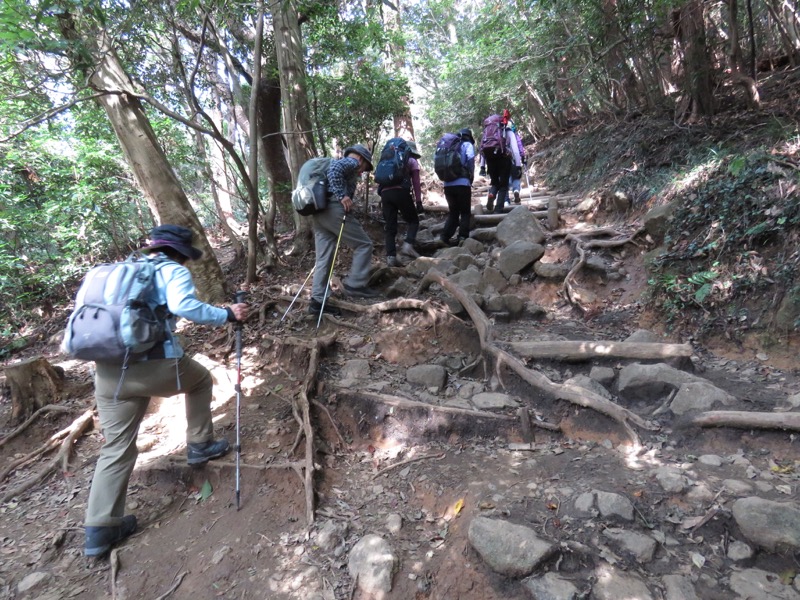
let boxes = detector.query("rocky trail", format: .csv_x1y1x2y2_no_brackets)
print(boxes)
2,172,800,600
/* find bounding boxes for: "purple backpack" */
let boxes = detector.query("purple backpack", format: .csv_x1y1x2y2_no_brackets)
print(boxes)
480,114,507,157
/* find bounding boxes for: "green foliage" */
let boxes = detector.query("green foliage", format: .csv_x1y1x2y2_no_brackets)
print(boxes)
305,4,409,150
0,112,149,340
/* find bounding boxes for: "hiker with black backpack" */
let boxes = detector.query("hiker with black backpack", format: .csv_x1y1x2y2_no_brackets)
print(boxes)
374,138,423,267
76,225,249,557
434,127,476,246
480,111,521,214
308,144,379,316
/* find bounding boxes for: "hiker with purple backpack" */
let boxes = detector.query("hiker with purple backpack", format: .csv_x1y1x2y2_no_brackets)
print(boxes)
480,110,521,214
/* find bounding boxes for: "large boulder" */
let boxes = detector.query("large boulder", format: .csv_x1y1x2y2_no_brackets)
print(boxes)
496,206,547,246
497,240,545,279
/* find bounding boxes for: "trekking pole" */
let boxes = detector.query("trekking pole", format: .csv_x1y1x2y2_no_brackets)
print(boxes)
281,266,315,322
317,214,347,330
233,290,246,510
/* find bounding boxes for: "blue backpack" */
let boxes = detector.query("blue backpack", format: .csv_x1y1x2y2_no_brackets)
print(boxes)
374,138,412,187
63,254,171,363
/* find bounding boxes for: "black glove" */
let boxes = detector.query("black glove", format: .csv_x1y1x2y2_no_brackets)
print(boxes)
416,202,425,214
512,165,523,179
479,166,486,177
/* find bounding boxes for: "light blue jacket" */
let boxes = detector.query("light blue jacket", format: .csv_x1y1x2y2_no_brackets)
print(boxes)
151,254,229,359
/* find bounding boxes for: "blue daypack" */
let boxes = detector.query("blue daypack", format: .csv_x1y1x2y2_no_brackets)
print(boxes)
374,138,412,187
63,254,171,363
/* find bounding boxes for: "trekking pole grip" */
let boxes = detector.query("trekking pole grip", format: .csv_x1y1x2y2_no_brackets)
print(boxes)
233,290,247,329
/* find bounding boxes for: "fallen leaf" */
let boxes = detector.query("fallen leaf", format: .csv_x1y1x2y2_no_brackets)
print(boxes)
453,498,465,516
691,552,705,568
199,479,213,502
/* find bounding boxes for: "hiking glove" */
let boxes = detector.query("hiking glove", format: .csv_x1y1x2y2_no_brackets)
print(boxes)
479,166,486,177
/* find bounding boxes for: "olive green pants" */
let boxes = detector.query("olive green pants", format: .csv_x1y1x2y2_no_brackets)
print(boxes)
85,355,214,527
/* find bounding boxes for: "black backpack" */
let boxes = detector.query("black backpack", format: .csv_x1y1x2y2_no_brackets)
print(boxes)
434,133,469,182
374,138,412,187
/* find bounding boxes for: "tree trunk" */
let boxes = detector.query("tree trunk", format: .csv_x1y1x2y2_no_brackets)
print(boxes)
273,0,318,255
259,46,312,255
274,0,318,176
387,0,416,140
58,13,227,302
725,0,761,108
4,357,63,423
247,0,267,283
675,1,715,119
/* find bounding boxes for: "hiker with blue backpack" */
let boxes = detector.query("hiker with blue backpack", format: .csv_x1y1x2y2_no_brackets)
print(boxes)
374,138,424,267
480,110,521,214
308,144,379,316
73,224,249,557
434,128,476,246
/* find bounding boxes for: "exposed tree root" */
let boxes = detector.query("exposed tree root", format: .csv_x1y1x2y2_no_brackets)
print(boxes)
509,340,693,361
562,227,645,311
0,404,73,449
1,409,94,502
417,270,657,443
372,452,447,479
688,411,800,431
281,333,337,525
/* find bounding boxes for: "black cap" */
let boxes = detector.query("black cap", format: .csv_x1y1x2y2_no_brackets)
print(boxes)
142,224,203,261
459,128,475,144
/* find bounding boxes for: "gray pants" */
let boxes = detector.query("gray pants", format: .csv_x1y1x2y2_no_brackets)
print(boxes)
85,355,214,527
311,201,373,302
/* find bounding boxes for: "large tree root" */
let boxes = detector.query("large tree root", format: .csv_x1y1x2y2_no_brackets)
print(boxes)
562,227,645,312
1,409,94,502
416,271,657,443
0,404,73,449
347,390,562,427
509,340,693,361
275,333,337,525
688,411,800,431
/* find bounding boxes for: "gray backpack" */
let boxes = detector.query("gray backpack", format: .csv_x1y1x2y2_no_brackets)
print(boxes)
62,254,171,363
292,157,333,215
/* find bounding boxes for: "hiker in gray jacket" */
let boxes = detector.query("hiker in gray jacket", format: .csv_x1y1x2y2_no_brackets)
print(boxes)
309,144,380,315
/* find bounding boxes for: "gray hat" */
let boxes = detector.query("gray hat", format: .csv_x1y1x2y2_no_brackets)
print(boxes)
343,144,374,171
406,140,422,158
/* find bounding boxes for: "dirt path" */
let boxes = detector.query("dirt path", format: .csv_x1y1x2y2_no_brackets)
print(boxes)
2,180,799,600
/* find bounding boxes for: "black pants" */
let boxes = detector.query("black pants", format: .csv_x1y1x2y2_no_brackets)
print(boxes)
484,152,512,212
381,187,419,257
442,185,472,242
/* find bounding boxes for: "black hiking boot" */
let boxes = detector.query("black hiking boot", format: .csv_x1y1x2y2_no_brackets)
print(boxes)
187,438,231,465
308,299,341,316
85,515,137,557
